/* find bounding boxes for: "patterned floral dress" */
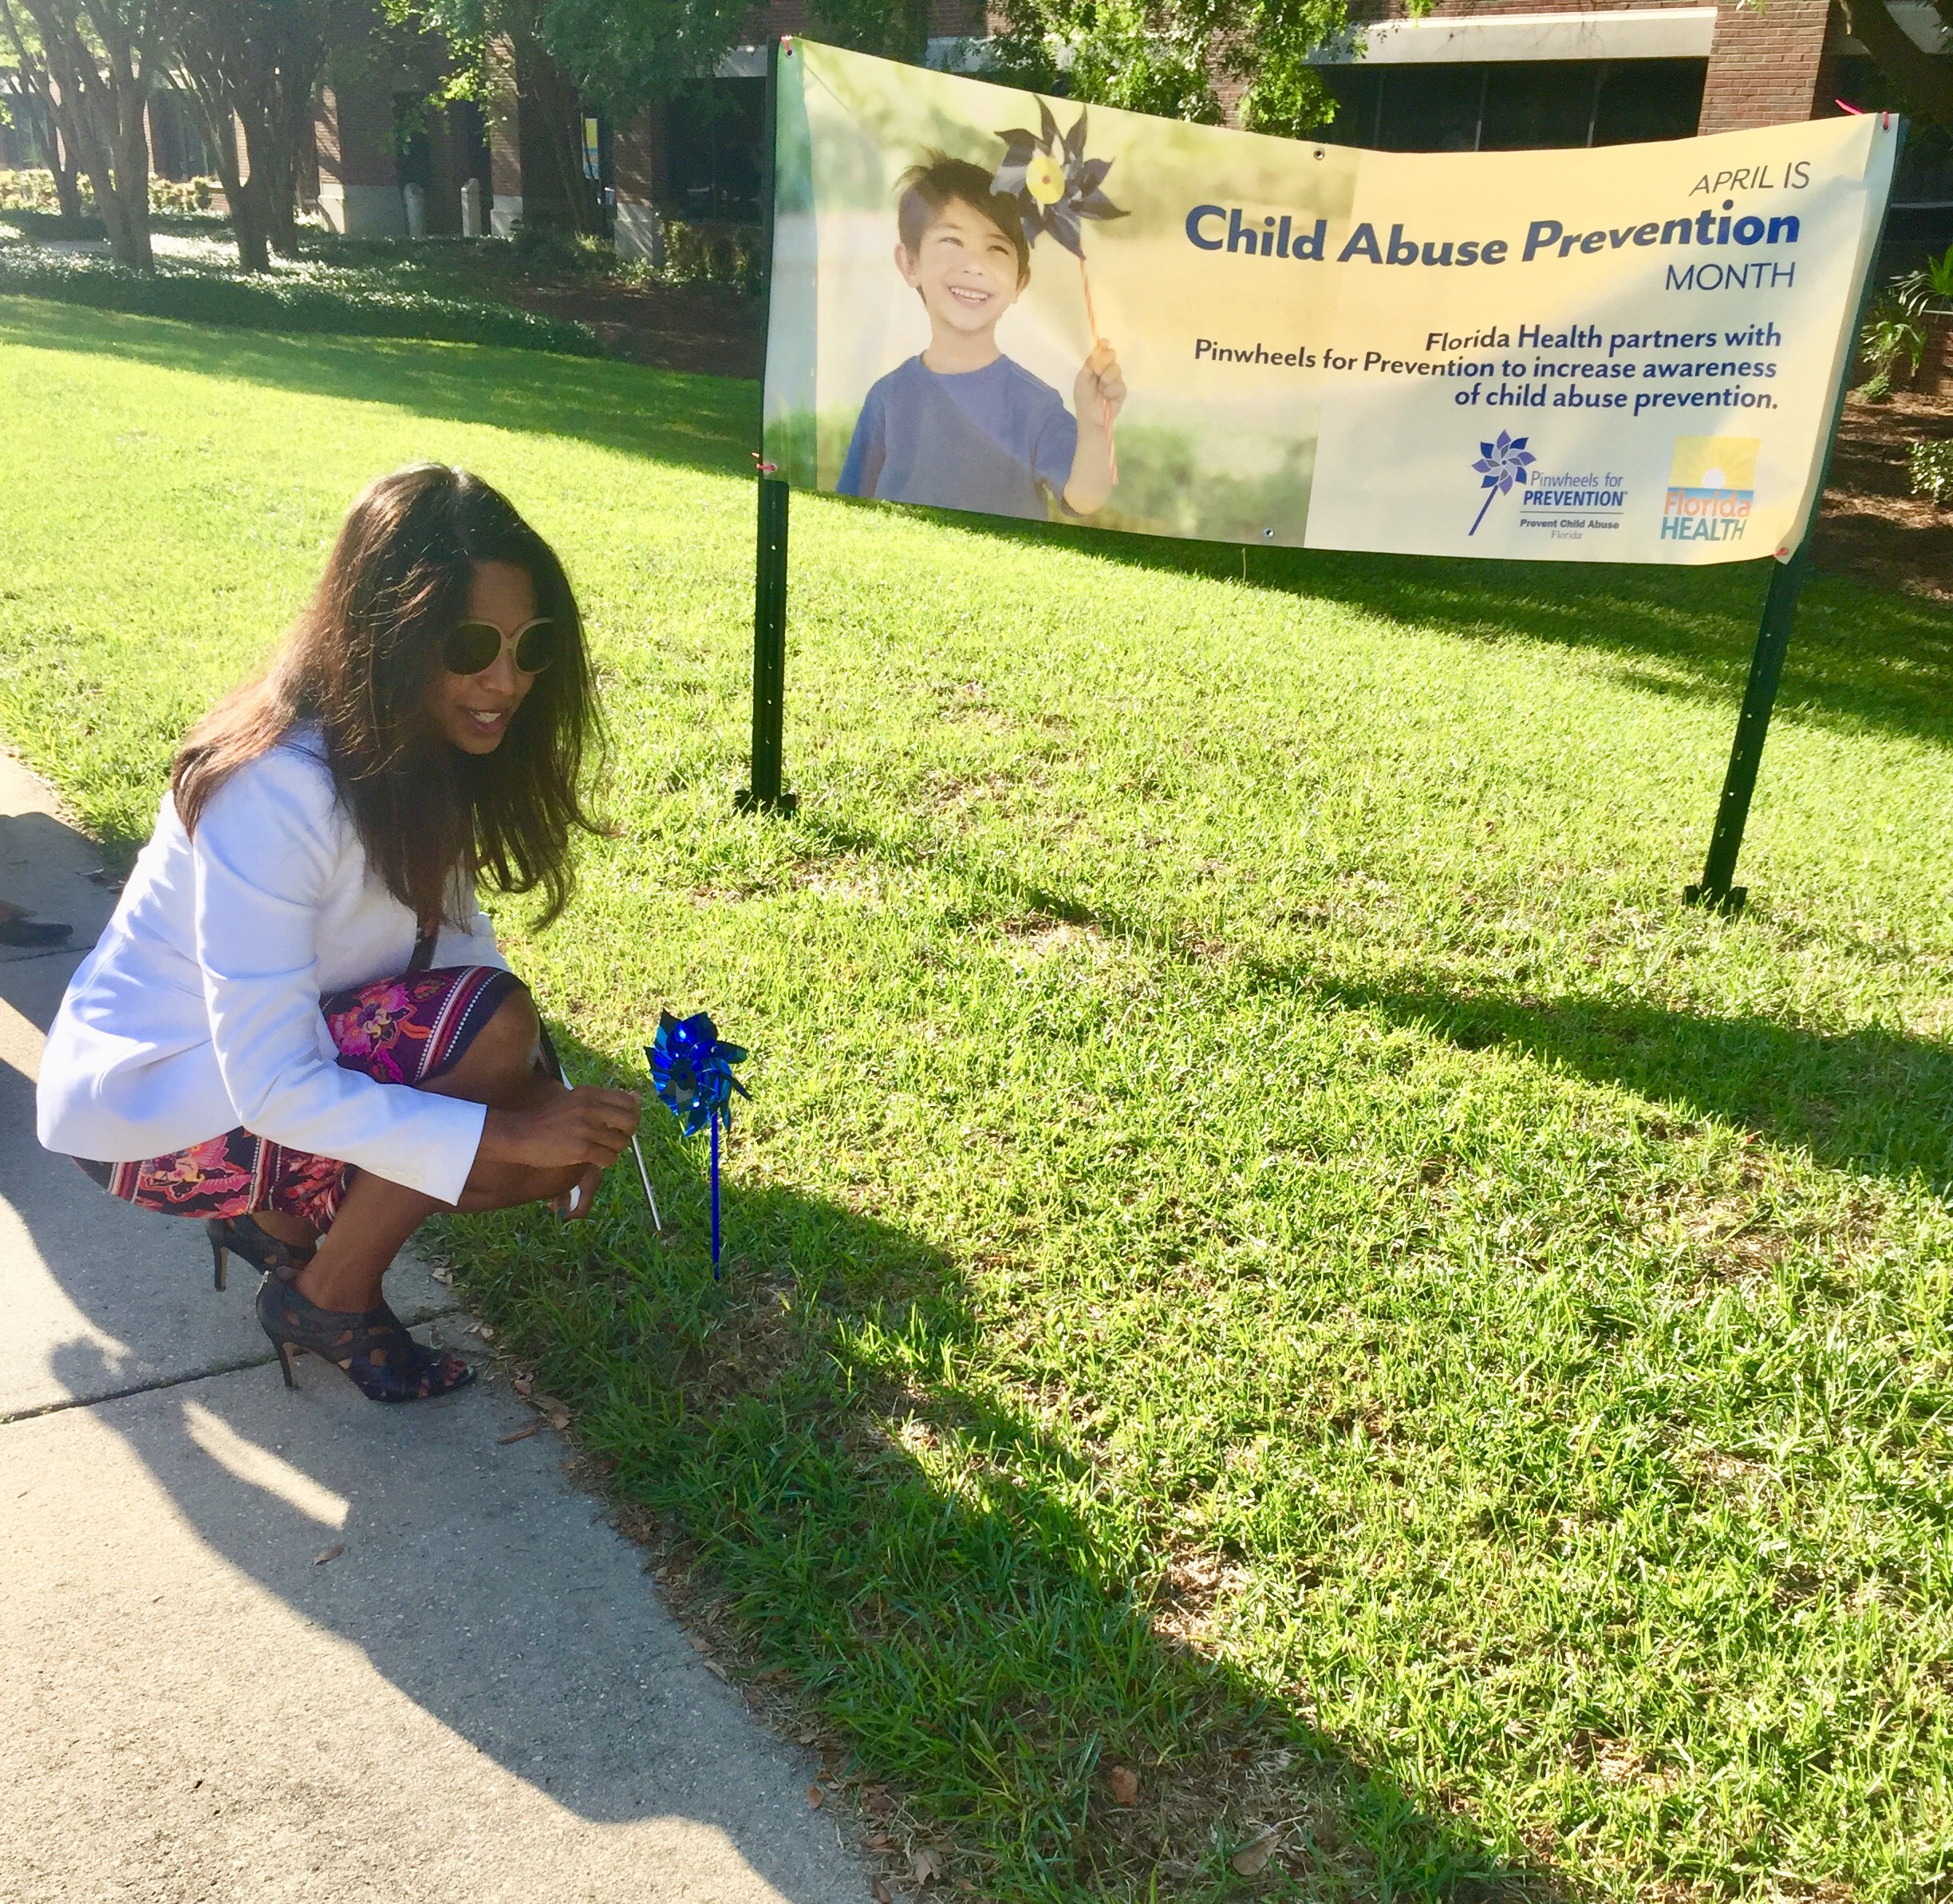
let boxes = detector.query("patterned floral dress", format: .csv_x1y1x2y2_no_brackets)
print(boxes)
76,965,521,1230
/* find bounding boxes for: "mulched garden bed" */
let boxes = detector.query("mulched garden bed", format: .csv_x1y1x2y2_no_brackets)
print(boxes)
1816,386,1953,601
509,278,764,380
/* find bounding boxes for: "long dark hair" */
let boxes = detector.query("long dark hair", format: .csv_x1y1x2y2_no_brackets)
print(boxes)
173,464,603,929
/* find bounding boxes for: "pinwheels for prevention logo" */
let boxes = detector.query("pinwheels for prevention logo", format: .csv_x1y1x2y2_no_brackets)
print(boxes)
1469,432,1538,535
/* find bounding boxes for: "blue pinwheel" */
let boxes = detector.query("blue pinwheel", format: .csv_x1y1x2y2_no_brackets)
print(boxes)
645,1010,749,1275
1469,432,1537,535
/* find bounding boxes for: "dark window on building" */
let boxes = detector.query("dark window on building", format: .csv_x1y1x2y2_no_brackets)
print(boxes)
148,90,215,181
665,77,763,219
1480,62,1597,149
1592,59,1706,144
1317,58,1705,152
395,93,434,192
1372,64,1481,149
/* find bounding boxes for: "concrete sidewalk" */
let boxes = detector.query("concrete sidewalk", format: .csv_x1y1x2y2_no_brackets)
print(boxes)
0,753,867,1904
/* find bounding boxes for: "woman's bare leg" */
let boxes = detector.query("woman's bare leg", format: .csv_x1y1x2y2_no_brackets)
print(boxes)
293,989,584,1313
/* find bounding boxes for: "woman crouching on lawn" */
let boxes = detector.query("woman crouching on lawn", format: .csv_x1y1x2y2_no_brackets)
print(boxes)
36,464,640,1404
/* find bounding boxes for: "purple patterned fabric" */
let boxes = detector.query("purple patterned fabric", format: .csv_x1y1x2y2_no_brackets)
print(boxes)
80,965,520,1230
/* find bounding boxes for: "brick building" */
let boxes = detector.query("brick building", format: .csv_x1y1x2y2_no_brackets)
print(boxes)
5,0,1944,256
594,0,1947,261
1308,1,1949,251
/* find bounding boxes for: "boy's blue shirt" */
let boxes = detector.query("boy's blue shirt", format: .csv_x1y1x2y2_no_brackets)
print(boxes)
837,354,1078,520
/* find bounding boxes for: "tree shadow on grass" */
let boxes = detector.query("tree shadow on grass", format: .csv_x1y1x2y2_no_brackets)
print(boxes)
451,1024,1556,1901
829,496,1953,753
0,296,760,477
792,809,1953,1202
1274,967,1953,1201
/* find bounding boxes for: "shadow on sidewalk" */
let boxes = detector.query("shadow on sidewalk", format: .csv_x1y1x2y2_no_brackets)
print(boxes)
2,793,856,1893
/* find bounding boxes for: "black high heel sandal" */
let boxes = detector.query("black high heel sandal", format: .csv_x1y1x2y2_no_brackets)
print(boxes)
255,1276,475,1404
207,1215,316,1293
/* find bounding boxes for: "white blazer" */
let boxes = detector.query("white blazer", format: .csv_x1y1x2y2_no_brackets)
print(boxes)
37,725,504,1204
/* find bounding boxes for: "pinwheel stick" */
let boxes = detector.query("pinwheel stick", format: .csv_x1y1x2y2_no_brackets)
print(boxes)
1077,255,1118,486
709,1112,722,1273
647,1009,748,1285
631,1132,661,1230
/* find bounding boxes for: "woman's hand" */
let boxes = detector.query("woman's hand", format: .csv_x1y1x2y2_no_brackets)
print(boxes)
557,1161,606,1222
481,1085,641,1172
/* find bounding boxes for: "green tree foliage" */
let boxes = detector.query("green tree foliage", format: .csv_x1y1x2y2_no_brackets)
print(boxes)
398,0,749,117
823,0,1367,137
531,0,750,113
980,0,1221,124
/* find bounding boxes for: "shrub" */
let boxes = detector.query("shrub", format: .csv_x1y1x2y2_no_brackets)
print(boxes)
0,250,602,355
657,219,765,295
0,167,219,216
1911,438,1953,507
1896,242,1953,314
509,220,611,276
151,176,220,215
1856,294,1928,403
0,168,67,212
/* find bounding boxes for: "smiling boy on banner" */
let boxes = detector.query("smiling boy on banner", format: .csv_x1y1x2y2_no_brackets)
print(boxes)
837,154,1127,520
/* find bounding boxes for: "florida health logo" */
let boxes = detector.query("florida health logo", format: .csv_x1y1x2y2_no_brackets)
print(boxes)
1469,432,1537,535
1661,436,1758,544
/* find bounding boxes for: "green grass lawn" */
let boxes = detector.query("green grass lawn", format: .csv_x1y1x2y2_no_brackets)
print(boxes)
4,295,1951,1902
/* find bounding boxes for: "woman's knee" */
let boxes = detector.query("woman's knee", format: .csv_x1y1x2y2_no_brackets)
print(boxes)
438,986,541,1096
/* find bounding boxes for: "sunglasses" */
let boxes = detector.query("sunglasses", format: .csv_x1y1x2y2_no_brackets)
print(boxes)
441,617,558,677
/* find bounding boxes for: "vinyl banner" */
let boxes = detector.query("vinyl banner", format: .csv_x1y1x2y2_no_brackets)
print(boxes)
761,40,1900,564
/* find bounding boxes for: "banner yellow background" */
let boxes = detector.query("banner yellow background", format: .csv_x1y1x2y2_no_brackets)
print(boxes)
763,41,1898,564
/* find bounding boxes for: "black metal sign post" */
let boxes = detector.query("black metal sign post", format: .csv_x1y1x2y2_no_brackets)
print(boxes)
1682,543,1809,913
743,473,792,813
739,34,797,816
1683,117,1904,912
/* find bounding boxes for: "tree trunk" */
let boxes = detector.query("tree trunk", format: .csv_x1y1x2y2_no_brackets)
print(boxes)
0,0,85,224
180,77,270,271
174,2,268,271
108,44,154,268
519,36,602,236
18,0,157,268
221,118,270,271
258,105,301,257
47,110,83,221
175,0,326,265
260,57,322,259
